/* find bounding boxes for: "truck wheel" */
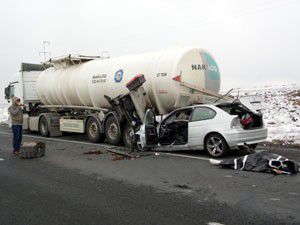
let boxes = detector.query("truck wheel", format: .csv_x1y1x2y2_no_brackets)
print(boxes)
123,123,134,148
39,117,49,137
86,117,105,143
105,116,122,145
204,133,229,158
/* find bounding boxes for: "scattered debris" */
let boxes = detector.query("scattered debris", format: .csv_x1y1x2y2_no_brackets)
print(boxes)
174,184,192,190
107,148,156,161
210,151,299,175
83,150,102,155
107,148,136,158
112,155,125,161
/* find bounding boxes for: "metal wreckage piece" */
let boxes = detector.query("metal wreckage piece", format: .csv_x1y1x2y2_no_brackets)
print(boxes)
210,151,299,175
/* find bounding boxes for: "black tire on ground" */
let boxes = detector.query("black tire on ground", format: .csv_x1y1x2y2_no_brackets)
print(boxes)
105,116,122,145
86,117,105,143
248,143,258,149
39,116,49,137
122,122,134,148
204,133,229,158
20,142,45,159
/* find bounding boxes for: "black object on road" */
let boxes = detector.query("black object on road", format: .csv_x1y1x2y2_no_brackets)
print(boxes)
211,151,299,175
20,141,46,159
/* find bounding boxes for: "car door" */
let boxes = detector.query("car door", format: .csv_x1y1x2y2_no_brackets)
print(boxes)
188,107,217,148
138,109,158,148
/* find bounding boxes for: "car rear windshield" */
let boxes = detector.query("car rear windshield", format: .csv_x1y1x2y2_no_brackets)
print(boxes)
216,103,250,115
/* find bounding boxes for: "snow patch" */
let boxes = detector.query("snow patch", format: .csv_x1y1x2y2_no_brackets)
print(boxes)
0,104,9,124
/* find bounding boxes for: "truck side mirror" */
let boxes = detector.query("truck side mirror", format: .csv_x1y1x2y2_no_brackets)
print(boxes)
4,86,10,99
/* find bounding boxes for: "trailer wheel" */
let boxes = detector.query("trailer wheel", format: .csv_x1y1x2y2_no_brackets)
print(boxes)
86,117,105,143
39,116,49,137
123,123,134,148
105,116,122,145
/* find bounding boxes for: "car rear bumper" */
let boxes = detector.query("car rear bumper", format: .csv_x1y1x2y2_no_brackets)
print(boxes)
222,127,268,147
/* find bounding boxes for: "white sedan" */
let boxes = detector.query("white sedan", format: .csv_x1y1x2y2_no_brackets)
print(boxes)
137,96,268,158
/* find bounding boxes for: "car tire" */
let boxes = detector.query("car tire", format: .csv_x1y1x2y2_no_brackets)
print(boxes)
205,133,229,158
122,123,134,148
86,117,105,143
105,116,122,145
39,116,49,137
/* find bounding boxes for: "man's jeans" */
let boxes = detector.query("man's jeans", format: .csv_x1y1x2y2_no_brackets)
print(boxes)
12,125,22,152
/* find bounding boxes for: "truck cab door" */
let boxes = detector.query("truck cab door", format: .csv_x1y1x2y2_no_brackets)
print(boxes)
138,109,158,148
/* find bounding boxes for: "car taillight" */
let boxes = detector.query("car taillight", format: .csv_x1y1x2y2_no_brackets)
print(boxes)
231,117,242,129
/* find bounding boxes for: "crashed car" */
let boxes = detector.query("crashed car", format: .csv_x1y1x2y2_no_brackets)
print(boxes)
136,96,268,158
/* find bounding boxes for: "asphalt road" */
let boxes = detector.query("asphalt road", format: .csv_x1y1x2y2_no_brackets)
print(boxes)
0,124,300,225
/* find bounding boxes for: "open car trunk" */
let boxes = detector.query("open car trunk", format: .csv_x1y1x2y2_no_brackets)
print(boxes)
217,96,267,130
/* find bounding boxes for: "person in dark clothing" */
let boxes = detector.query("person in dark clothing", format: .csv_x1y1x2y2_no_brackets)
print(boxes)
8,96,23,154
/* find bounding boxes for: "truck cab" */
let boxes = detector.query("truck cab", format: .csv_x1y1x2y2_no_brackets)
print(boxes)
4,63,45,109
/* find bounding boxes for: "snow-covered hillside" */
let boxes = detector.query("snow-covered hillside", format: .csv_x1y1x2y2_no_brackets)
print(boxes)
229,84,300,147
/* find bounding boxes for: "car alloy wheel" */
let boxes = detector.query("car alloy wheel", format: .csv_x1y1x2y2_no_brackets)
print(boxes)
205,134,229,158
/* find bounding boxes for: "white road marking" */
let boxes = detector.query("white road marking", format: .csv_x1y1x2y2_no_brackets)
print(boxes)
0,158,4,161
0,131,106,147
207,222,225,225
0,130,211,161
161,152,211,161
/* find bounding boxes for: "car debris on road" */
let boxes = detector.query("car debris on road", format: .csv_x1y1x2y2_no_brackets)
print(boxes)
210,151,299,175
83,150,103,155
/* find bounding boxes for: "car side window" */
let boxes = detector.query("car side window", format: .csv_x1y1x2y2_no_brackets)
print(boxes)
163,109,192,125
190,107,216,122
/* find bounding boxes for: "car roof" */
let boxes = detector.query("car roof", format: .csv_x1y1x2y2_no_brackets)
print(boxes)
173,104,218,110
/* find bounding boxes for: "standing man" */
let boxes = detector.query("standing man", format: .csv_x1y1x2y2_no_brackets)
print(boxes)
8,96,23,154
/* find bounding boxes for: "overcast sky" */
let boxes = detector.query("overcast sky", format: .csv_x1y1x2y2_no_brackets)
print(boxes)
0,0,299,103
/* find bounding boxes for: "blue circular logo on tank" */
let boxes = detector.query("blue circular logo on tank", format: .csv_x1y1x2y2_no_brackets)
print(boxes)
114,69,123,83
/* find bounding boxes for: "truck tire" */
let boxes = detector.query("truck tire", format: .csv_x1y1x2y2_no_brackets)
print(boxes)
123,123,134,148
105,116,122,145
86,117,105,143
20,142,45,159
39,116,49,137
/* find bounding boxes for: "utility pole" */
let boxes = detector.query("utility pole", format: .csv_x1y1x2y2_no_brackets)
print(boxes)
39,41,51,62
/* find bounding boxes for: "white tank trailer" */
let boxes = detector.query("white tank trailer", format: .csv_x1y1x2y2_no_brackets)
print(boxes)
5,47,221,147
37,47,221,114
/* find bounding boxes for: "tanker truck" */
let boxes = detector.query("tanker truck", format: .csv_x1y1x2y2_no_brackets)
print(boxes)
4,47,223,147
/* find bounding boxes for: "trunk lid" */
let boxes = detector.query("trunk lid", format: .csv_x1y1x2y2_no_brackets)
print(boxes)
237,95,269,113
